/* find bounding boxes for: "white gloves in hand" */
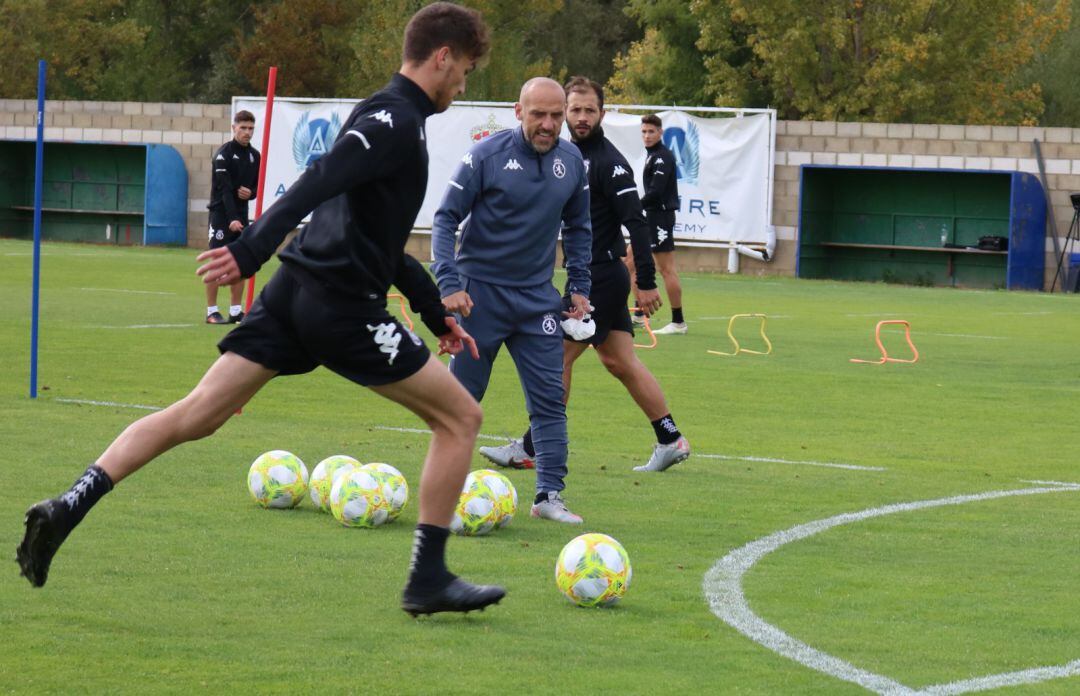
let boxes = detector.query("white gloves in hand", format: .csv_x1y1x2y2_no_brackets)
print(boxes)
561,314,596,341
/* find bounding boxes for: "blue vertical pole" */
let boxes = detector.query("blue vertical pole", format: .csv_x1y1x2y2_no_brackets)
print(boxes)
29,60,45,399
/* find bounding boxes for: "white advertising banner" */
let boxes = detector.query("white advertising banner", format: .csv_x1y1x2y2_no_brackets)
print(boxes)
233,97,771,244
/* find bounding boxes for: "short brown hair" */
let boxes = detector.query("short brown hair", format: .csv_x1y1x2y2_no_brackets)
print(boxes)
564,76,604,109
641,114,662,129
234,110,255,124
403,2,490,65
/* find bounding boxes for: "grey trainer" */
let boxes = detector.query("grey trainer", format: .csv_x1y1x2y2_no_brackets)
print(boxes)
479,439,534,470
530,491,583,524
634,435,691,472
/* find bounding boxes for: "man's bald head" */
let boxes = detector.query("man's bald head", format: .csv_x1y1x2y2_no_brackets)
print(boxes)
519,77,563,105
515,77,566,154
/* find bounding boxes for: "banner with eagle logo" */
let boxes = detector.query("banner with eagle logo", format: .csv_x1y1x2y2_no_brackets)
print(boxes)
234,97,771,244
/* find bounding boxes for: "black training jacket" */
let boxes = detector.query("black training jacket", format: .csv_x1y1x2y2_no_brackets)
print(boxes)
208,139,260,225
641,142,680,213
228,74,449,337
574,128,656,290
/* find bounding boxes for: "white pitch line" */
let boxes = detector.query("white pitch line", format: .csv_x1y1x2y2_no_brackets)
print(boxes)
56,398,161,411
703,483,1080,695
369,425,508,442
77,287,176,296
696,453,885,472
920,332,1007,340
89,324,196,329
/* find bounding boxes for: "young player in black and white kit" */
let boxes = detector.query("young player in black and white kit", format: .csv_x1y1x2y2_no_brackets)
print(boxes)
480,77,690,473
632,113,687,334
206,111,260,324
17,3,504,617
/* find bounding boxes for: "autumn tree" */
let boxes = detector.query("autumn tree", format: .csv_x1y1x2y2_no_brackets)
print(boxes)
0,0,146,99
605,0,710,106
693,0,1071,124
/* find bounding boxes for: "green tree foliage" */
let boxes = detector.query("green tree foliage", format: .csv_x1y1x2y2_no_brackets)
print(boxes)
693,0,1071,124
236,0,363,98
606,0,710,105
1016,0,1080,126
533,0,641,88
0,0,147,99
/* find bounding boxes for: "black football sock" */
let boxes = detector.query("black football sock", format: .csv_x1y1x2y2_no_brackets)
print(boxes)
58,465,114,530
521,428,536,458
651,414,682,445
405,524,455,592
672,307,684,324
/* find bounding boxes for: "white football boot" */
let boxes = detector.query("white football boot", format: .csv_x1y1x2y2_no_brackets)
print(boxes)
633,435,691,472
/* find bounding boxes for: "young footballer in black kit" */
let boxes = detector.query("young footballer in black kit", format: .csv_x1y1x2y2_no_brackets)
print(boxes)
17,3,504,617
206,110,260,324
480,76,691,473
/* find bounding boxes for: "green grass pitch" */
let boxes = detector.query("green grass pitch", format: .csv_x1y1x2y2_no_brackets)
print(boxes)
1,237,1078,693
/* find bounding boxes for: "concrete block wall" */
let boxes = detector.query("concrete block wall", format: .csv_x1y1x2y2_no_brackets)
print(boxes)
0,99,234,248
3,99,1079,289
767,119,1080,288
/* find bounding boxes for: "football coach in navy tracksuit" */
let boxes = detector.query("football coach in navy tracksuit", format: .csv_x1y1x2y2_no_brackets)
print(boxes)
432,77,592,524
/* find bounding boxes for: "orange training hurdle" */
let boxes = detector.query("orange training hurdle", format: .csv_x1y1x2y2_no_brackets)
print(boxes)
631,306,657,349
850,320,919,364
387,293,414,331
708,313,772,357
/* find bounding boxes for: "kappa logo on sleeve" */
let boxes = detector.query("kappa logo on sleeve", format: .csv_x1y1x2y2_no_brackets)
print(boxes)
462,153,474,168
612,165,628,177
367,322,403,364
370,110,394,128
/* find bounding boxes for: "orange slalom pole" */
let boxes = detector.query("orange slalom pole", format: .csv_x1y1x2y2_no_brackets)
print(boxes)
245,66,277,312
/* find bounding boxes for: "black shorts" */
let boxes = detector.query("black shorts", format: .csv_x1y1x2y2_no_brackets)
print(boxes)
208,211,244,249
218,265,430,386
646,209,676,253
564,260,633,346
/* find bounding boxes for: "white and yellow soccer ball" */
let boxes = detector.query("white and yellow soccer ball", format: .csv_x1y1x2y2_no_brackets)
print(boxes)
309,455,361,512
360,462,409,522
472,469,517,528
555,533,632,607
247,450,309,509
450,470,500,536
330,467,391,528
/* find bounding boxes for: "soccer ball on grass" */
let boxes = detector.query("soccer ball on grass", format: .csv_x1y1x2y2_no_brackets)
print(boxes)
555,533,632,607
309,455,360,512
247,450,309,509
330,468,391,528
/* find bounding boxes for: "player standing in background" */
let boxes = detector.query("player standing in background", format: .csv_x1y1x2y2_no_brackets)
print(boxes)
17,2,505,618
431,77,593,524
479,76,690,474
630,114,687,334
206,110,260,325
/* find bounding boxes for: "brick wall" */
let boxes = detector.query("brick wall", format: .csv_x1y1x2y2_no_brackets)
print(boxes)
3,99,1079,289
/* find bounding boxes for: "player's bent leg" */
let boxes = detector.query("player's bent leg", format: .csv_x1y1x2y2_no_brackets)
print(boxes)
371,356,481,527
595,331,691,473
371,356,505,616
98,352,276,484
595,331,669,420
17,352,275,588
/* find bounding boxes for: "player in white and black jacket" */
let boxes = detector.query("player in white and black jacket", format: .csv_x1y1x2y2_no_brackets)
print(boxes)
205,111,261,324
479,76,690,475
637,113,687,334
17,3,505,618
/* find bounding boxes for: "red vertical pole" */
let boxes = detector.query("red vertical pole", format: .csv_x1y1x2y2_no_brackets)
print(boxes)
245,66,277,312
